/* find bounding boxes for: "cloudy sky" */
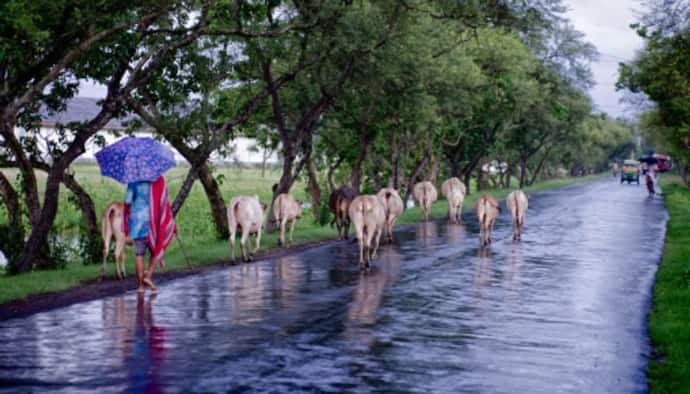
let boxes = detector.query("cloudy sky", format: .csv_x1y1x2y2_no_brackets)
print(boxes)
564,0,645,118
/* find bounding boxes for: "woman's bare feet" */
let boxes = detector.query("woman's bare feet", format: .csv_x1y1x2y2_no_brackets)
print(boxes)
143,278,157,291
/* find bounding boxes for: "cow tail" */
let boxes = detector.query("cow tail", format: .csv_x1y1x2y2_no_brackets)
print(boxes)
385,192,392,219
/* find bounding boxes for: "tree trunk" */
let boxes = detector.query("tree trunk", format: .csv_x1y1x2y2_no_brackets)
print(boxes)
402,155,430,210
261,149,268,178
462,171,471,195
519,159,527,188
427,154,440,182
15,164,66,271
0,171,22,227
448,149,461,178
502,164,512,189
476,166,485,191
61,172,98,236
197,163,228,239
0,120,40,226
171,166,199,217
528,148,552,186
390,130,400,189
306,156,321,219
327,156,343,194
350,131,369,193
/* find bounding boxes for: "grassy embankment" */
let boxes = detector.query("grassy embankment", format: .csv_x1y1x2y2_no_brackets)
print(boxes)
0,164,603,304
647,176,690,393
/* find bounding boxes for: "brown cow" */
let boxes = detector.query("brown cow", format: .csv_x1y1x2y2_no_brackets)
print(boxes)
376,187,404,243
348,195,386,270
329,187,357,239
227,195,267,263
101,202,130,280
506,190,528,241
475,195,501,246
441,177,467,224
273,193,303,246
413,181,438,221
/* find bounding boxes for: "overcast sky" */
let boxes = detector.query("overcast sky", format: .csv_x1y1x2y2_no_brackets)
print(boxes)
564,0,644,118
80,1,646,118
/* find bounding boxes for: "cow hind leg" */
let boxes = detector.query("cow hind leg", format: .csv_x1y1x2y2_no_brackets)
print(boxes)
371,226,382,260
356,228,365,268
289,219,296,244
278,217,287,246
253,225,262,255
101,234,111,281
239,231,249,262
115,239,125,279
229,230,237,264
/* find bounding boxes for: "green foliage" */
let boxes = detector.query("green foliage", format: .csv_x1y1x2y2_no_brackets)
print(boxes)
76,228,103,266
316,198,332,227
617,7,690,172
647,177,690,393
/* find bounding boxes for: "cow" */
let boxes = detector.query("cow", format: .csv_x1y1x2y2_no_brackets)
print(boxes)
227,195,267,263
348,195,386,270
413,181,438,221
475,195,501,246
506,190,528,241
329,187,357,239
273,193,303,246
376,187,404,243
101,202,130,280
441,177,467,224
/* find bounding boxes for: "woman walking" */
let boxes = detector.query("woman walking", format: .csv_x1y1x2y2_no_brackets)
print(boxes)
96,137,178,292
126,180,156,292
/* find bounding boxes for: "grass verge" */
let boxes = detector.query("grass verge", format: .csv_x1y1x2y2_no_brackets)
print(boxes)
0,172,604,305
647,176,690,394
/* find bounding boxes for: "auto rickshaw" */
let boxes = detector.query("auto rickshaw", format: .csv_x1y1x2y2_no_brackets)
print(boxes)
621,159,640,185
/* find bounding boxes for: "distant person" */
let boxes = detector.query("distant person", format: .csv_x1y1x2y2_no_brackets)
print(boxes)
645,173,655,197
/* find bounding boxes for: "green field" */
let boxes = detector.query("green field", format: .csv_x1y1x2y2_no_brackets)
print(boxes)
647,176,690,393
0,164,603,304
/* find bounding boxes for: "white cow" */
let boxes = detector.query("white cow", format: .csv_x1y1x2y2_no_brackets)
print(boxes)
227,195,267,263
475,195,501,246
441,177,467,224
348,195,386,270
273,193,303,246
413,181,438,221
376,188,404,243
506,190,528,241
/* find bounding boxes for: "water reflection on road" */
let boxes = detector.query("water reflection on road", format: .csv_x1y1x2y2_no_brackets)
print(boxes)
0,178,666,393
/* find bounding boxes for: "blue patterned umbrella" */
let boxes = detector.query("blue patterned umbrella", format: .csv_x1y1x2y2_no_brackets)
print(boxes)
95,137,176,184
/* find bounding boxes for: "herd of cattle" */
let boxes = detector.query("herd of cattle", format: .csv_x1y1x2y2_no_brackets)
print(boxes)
101,177,529,276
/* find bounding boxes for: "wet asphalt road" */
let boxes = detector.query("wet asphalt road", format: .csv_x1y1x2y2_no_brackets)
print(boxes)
0,178,667,393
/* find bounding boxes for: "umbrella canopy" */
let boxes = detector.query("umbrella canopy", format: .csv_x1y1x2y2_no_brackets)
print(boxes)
638,153,657,164
95,137,176,184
